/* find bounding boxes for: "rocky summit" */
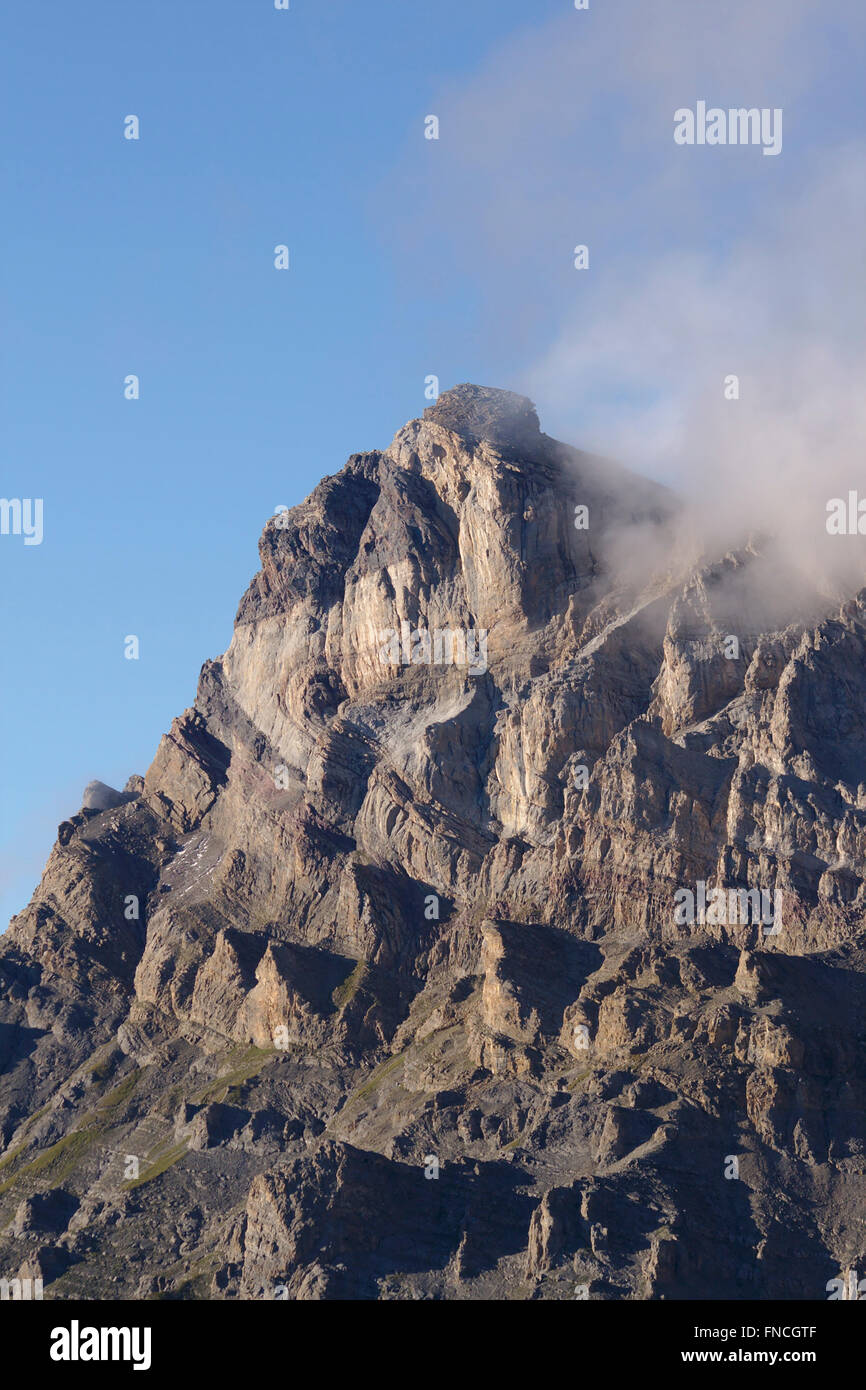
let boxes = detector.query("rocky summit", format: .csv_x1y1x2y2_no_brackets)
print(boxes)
1,383,865,1301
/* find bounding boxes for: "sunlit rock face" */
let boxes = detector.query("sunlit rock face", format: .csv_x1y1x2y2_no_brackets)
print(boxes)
1,385,864,1302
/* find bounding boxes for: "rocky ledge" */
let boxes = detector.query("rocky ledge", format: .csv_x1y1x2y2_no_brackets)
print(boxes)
1,385,864,1301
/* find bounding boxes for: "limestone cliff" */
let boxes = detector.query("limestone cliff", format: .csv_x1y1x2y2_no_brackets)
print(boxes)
1,384,864,1300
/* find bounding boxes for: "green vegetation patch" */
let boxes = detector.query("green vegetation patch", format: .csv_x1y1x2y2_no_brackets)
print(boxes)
0,1142,27,1178
0,1068,141,1196
125,1140,189,1190
341,1049,408,1112
89,1049,120,1084
332,961,367,1012
157,1248,222,1300
191,1044,275,1107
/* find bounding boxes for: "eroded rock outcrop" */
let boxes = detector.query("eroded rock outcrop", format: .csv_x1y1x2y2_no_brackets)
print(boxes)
1,384,864,1301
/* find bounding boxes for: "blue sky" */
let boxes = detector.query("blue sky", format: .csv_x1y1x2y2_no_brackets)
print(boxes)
1,0,863,928
0,0,563,926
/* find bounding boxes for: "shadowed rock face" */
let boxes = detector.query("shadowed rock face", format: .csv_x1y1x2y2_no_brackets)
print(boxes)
1,384,865,1301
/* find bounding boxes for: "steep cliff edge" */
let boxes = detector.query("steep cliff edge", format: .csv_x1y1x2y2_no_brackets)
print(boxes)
1,384,864,1300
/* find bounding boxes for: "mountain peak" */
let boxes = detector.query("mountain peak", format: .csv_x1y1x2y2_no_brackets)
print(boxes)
3,382,865,1305
422,383,541,450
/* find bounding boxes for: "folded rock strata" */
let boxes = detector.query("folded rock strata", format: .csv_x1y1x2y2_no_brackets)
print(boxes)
1,383,864,1301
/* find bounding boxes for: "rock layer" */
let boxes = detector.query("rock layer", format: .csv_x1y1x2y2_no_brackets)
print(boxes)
1,384,864,1301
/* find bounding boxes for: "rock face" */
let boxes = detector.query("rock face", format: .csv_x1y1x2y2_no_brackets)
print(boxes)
1,383,865,1301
